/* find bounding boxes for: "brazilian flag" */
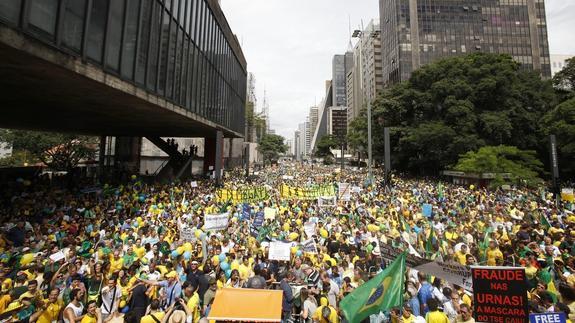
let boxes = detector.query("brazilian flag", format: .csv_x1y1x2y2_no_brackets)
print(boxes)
340,252,406,323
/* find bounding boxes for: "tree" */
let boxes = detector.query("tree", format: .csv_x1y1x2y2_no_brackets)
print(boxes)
454,145,544,187
0,129,97,171
542,97,575,179
315,135,338,158
257,134,287,164
349,53,556,175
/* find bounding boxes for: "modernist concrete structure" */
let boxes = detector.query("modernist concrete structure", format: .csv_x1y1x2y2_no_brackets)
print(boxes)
332,53,354,107
380,0,552,86
0,0,247,179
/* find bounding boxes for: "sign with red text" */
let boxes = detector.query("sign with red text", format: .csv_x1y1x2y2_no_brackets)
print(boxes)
471,266,528,323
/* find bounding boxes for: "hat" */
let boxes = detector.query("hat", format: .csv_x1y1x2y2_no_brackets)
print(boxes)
191,260,199,265
166,271,178,279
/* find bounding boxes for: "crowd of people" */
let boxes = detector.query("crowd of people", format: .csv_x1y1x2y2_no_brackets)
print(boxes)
0,163,573,323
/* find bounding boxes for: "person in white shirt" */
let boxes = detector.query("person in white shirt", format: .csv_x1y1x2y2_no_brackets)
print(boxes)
100,277,122,321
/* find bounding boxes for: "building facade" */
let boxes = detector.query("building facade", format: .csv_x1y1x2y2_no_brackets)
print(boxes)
346,20,384,127
0,0,247,135
380,0,552,86
332,53,354,107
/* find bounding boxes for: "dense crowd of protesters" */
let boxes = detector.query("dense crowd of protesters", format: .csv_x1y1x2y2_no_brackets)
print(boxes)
0,163,573,323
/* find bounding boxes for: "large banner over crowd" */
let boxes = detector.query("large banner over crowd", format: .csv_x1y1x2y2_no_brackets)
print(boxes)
279,184,336,200
215,187,269,203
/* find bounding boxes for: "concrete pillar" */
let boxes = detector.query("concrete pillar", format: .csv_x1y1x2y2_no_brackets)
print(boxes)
98,135,106,183
203,131,224,184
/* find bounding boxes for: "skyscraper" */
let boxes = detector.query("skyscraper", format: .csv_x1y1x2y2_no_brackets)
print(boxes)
379,0,551,86
332,52,354,107
346,20,383,127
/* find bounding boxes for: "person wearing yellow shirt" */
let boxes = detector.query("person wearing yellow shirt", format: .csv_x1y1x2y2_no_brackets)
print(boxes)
109,251,124,275
29,288,61,323
425,299,449,323
401,304,417,323
486,240,503,266
183,281,200,323
79,300,101,323
455,245,469,265
445,226,459,244
311,298,338,323
140,299,165,323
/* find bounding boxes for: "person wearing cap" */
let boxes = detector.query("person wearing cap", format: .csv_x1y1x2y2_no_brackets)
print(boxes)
140,271,182,310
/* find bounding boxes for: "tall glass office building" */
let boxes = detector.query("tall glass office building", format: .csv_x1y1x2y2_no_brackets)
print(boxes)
0,0,247,134
380,0,551,86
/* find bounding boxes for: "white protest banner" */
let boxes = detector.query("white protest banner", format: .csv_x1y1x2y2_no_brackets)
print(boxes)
204,213,229,231
190,181,198,188
49,251,66,263
304,222,316,238
301,239,318,253
351,186,362,194
264,207,277,220
268,241,291,261
338,183,351,201
318,196,336,207
282,175,294,180
180,227,195,241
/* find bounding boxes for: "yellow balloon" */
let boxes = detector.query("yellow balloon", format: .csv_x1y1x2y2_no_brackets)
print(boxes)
283,223,291,231
296,219,302,226
212,255,220,266
320,229,328,239
20,253,34,266
367,224,380,232
470,185,475,190
195,230,203,238
288,232,299,241
183,243,193,252
290,246,298,254
120,300,127,308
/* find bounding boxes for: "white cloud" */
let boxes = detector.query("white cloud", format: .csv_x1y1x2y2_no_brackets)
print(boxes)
220,0,575,140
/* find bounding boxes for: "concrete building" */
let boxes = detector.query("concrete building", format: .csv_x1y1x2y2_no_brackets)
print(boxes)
380,0,552,86
551,54,573,77
347,20,383,127
297,122,310,159
0,0,247,180
294,130,301,160
309,107,319,137
332,53,354,107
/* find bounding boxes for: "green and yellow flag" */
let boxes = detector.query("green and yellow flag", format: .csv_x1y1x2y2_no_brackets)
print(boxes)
340,252,406,323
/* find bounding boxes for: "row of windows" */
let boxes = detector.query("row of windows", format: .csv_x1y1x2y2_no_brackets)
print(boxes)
0,0,247,134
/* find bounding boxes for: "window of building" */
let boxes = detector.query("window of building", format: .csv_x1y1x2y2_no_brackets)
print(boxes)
121,0,139,79
62,0,87,51
0,0,21,24
29,0,58,36
105,0,125,72
86,0,109,62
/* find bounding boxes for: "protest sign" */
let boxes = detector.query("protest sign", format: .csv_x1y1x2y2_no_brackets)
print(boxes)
241,204,251,221
49,250,66,263
204,213,229,231
304,222,316,238
351,186,362,194
318,196,336,207
253,211,265,228
379,243,473,291
180,227,195,241
264,207,277,220
279,184,336,200
472,266,528,323
301,239,318,253
529,312,566,323
268,241,291,261
338,183,351,201
215,187,269,204
190,181,198,188
422,204,432,217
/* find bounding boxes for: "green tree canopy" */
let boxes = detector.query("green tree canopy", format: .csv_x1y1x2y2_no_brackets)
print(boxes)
542,97,575,179
454,145,544,187
257,134,287,164
553,57,575,97
0,129,97,171
315,135,338,158
349,53,556,175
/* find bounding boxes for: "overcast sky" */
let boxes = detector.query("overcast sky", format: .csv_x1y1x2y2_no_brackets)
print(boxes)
220,0,575,140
